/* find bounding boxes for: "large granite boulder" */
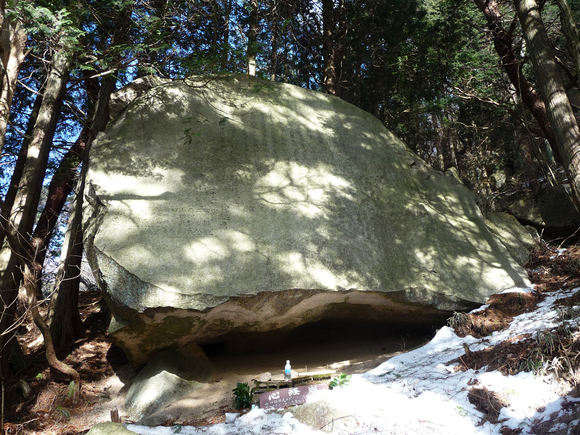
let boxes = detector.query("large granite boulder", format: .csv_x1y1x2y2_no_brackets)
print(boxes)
83,76,530,364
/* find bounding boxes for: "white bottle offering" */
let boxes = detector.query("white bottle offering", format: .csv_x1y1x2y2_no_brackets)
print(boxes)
284,360,292,380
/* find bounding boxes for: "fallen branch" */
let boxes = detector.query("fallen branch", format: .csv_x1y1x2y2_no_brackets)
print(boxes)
557,226,580,249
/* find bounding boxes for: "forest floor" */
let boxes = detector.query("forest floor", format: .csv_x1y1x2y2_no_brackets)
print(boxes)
3,242,580,434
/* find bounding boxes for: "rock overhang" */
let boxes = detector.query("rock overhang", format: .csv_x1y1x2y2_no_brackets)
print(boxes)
82,75,531,364
105,288,470,365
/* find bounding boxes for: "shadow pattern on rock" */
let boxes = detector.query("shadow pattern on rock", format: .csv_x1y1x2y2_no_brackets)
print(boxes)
82,76,531,364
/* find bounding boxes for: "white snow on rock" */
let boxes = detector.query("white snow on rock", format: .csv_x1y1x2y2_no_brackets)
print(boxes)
126,287,580,434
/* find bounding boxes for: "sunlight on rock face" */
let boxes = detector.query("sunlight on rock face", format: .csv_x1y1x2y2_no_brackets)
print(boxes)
276,251,344,288
126,370,183,418
90,168,184,197
254,161,353,218
144,285,182,307
307,261,341,288
184,237,230,265
126,200,152,218
120,245,156,268
278,251,306,275
184,231,255,266
84,76,532,361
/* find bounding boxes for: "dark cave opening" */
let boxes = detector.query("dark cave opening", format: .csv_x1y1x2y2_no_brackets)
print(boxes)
201,316,447,376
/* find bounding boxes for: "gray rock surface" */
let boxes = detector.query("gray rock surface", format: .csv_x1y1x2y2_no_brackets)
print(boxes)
505,196,544,227
80,254,98,291
84,75,530,363
503,185,580,231
292,400,349,433
108,76,170,121
485,211,537,265
124,343,212,423
535,186,580,230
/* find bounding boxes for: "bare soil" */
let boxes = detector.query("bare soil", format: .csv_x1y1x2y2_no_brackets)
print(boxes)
450,292,540,339
467,385,507,424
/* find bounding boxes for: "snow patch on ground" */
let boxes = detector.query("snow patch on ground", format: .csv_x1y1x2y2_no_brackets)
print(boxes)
127,287,580,434
549,248,567,260
498,286,534,294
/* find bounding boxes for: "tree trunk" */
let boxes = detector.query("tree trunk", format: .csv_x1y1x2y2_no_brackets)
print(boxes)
322,0,347,97
269,26,278,80
0,12,27,156
222,0,232,70
29,77,98,300
21,259,80,394
43,0,132,351
473,0,557,150
43,0,132,356
19,76,65,302
322,0,337,94
268,0,280,81
0,92,42,249
515,0,580,205
0,253,20,383
247,0,259,76
47,73,115,353
554,0,580,85
0,46,73,382
48,171,85,356
444,127,459,170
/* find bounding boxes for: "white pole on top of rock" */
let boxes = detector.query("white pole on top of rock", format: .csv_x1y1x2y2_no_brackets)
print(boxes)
247,0,259,77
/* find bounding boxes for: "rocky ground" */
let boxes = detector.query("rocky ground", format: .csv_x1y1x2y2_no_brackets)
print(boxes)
4,242,580,434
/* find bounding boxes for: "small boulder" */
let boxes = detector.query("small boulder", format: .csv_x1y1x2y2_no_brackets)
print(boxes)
502,185,580,232
490,171,508,190
506,196,544,227
485,212,537,265
292,400,349,433
124,343,212,423
535,185,580,230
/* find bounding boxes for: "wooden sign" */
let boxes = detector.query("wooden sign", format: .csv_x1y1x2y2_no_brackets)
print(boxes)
259,384,328,409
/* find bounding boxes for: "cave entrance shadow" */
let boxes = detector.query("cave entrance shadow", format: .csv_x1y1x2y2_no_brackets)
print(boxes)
201,317,447,377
